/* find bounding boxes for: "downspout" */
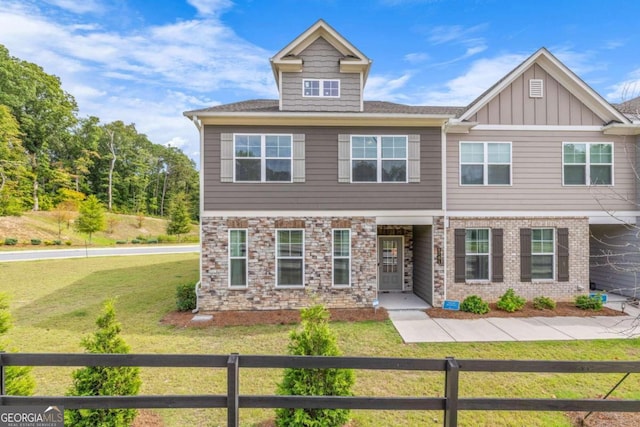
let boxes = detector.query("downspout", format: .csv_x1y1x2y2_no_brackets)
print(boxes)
191,115,204,313
441,123,448,304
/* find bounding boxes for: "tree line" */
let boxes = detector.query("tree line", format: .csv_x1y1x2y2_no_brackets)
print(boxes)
0,45,199,220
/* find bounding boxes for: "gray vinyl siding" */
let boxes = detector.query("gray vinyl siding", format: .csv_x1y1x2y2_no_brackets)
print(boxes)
590,224,640,298
447,130,637,211
412,225,433,304
470,64,605,125
203,125,442,211
281,37,361,112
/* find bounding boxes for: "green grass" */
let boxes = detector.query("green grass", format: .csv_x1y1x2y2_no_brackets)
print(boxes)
1,255,640,426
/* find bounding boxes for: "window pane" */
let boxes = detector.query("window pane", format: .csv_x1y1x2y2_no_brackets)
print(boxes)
466,255,489,280
352,136,377,158
265,135,291,157
278,259,303,286
230,259,246,286
333,259,350,285
235,159,261,181
488,143,510,163
381,137,407,158
229,230,246,257
235,135,261,157
323,80,339,97
304,80,319,96
590,144,612,163
564,143,586,164
488,165,510,184
352,160,377,182
266,159,291,181
333,230,350,257
590,165,612,185
461,143,484,163
532,255,553,279
461,165,484,185
465,229,489,254
564,165,586,185
382,160,406,182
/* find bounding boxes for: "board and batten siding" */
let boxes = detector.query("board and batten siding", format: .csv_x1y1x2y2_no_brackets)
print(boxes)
446,130,638,211
281,37,361,112
590,224,640,298
412,225,433,305
469,64,604,126
203,125,442,211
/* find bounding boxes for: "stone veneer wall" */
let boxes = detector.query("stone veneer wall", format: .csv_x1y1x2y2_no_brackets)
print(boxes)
377,225,413,291
200,216,377,311
445,217,589,303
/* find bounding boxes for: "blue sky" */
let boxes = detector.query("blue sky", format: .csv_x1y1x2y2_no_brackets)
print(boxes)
1,0,640,166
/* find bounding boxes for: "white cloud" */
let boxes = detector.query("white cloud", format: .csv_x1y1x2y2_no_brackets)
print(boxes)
420,53,527,105
428,24,488,46
364,73,412,102
404,52,429,64
43,0,105,14
186,0,233,17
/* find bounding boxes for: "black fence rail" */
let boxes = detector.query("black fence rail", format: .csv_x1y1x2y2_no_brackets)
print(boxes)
1,353,640,426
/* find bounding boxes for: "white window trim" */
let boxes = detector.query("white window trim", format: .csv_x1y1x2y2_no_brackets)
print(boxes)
275,229,305,288
302,79,340,98
228,229,248,288
332,229,351,288
459,141,512,186
465,228,491,282
350,135,409,183
233,133,293,183
531,228,555,282
562,142,614,186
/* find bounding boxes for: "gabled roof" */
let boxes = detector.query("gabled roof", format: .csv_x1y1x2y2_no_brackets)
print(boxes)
270,19,372,88
457,47,631,124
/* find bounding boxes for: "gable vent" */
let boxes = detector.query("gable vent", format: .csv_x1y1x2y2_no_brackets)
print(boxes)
529,79,544,98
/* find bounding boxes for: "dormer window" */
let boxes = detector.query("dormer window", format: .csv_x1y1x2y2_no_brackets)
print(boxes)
303,79,340,98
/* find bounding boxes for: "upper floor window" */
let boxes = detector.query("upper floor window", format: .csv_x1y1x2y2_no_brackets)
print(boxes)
351,135,407,183
234,134,292,182
303,79,340,97
563,143,613,185
460,142,511,185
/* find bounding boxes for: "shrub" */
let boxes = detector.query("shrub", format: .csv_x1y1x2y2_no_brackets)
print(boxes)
4,238,17,246
176,283,197,312
575,294,603,311
0,293,36,396
44,240,54,246
53,240,62,246
276,305,354,427
115,240,127,245
533,296,556,310
145,238,158,244
66,300,141,426
131,239,142,244
30,239,41,245
460,295,490,315
64,240,72,246
496,288,526,312
157,234,177,243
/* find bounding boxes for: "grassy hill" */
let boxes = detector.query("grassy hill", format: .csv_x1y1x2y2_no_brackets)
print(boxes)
0,211,199,248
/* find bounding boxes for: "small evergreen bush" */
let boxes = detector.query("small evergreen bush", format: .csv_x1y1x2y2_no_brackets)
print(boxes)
575,294,603,311
4,238,17,246
176,283,196,312
276,305,354,427
65,240,72,246
115,240,127,244
53,240,62,245
131,239,142,244
496,288,526,312
460,295,490,314
30,239,41,245
145,238,158,244
533,296,556,310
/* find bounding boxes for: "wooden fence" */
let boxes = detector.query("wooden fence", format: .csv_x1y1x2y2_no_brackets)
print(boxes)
1,353,639,426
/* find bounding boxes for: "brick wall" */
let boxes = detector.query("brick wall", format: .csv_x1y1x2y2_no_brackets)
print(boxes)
445,217,589,304
200,216,377,311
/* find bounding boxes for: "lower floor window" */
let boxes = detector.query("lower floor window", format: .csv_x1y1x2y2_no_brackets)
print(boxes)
466,229,490,280
277,229,304,286
229,229,247,287
333,229,351,286
532,228,554,279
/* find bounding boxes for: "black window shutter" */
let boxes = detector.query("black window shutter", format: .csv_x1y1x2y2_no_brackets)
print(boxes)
557,228,569,282
454,229,466,283
492,229,503,282
520,228,531,282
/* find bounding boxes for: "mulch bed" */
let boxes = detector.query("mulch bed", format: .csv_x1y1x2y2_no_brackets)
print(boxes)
427,301,625,319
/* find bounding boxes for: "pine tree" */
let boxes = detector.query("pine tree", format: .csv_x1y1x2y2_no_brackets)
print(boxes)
166,192,191,241
276,305,354,427
75,194,105,243
66,300,141,427
0,293,36,396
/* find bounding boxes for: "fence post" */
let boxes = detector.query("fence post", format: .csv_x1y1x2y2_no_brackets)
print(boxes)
227,353,239,427
444,356,459,427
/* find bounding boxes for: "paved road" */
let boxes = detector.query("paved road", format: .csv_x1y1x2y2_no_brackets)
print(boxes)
0,245,199,262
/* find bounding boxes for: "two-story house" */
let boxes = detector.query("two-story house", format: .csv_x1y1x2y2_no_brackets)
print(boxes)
185,20,640,311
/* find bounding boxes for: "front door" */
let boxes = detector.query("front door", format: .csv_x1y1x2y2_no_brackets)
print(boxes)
378,236,404,291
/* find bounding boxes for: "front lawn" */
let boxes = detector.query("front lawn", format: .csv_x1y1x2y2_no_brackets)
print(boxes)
1,255,639,426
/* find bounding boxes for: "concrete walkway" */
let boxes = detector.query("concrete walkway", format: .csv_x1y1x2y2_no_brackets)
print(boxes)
387,295,640,343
